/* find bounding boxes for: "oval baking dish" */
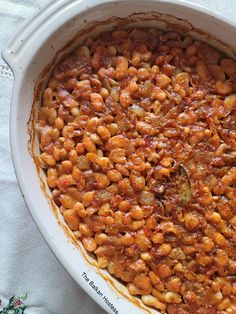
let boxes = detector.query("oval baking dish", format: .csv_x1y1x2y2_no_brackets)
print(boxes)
2,1,236,313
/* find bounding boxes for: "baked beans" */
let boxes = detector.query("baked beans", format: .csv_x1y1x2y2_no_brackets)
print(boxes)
37,27,236,313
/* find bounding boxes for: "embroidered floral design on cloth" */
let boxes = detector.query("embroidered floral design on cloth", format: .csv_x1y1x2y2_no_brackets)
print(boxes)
0,293,27,314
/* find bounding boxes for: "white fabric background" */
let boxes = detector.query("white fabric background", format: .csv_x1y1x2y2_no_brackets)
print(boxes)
0,0,235,313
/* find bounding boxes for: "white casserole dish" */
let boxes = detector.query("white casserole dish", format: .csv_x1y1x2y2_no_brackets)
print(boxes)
2,1,236,313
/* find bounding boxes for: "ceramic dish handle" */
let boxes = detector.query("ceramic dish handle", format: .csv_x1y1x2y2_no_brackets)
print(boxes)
1,0,70,73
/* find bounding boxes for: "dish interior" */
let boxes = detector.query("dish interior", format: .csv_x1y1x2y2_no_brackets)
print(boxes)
26,6,236,314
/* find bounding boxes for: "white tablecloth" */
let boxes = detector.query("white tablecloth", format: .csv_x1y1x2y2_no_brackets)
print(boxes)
0,0,234,313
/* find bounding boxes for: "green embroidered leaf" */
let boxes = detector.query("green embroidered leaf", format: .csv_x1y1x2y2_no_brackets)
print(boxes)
18,294,27,302
13,308,27,314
